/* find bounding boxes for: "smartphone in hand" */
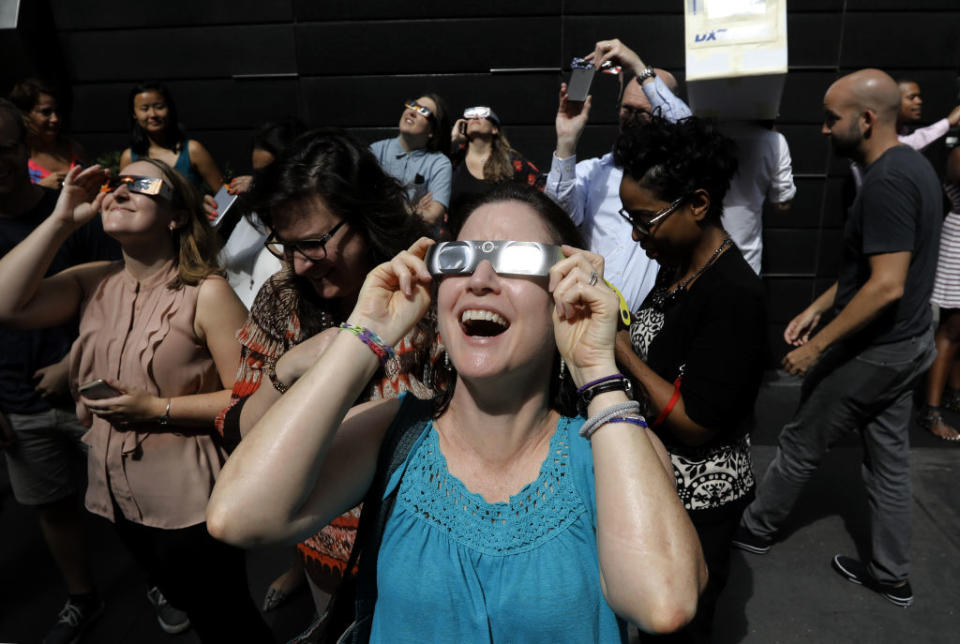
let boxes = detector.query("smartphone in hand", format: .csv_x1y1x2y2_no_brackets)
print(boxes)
78,379,122,400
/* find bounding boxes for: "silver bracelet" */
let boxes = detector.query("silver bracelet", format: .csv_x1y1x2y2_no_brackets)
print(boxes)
579,401,642,439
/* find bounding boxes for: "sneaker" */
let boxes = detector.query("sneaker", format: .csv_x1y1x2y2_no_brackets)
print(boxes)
831,555,914,607
730,525,772,554
146,586,191,634
43,596,104,644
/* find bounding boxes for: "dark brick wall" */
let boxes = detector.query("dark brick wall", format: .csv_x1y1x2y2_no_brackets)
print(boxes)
8,0,960,362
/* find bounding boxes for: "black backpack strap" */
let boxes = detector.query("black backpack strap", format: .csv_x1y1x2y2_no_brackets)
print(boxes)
320,394,434,644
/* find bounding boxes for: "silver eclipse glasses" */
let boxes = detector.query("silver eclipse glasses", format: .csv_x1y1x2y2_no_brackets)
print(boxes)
426,241,565,278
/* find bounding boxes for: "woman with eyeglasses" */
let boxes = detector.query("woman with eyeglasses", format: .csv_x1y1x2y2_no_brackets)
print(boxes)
612,116,765,644
370,93,452,225
213,129,438,621
448,105,543,214
9,78,86,188
208,183,706,642
0,160,272,642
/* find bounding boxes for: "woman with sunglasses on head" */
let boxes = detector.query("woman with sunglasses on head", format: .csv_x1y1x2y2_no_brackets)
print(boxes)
9,78,86,188
370,93,452,225
213,129,438,621
0,161,272,642
119,82,224,198
208,183,706,642
612,116,765,644
448,106,543,214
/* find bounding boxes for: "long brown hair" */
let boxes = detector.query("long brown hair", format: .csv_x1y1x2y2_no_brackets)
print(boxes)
482,127,517,183
132,158,222,289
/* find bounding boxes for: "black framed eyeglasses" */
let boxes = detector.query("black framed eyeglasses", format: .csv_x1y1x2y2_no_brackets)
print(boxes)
618,197,685,237
264,219,347,261
404,100,436,121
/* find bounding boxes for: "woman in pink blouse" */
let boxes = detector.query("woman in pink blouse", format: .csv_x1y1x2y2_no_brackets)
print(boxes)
0,160,272,642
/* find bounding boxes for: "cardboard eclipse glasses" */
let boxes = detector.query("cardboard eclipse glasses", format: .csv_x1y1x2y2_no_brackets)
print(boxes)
426,241,564,278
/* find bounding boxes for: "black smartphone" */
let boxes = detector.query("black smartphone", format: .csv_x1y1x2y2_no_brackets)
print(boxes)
78,379,122,400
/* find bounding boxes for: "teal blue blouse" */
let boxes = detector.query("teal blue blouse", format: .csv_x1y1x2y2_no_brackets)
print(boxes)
370,410,626,643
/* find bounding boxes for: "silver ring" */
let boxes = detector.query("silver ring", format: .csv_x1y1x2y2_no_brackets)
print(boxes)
588,271,599,286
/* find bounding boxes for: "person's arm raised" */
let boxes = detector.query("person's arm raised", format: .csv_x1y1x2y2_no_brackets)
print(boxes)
0,165,112,329
551,248,704,634
207,237,436,547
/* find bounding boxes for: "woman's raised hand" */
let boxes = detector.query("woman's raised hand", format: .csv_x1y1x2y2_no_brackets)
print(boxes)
549,246,620,386
52,165,109,229
347,237,435,347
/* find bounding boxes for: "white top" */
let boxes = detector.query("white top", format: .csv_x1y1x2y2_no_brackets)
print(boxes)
219,214,283,310
720,124,797,275
544,77,693,311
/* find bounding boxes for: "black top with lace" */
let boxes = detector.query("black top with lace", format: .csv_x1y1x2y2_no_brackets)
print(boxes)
627,249,765,514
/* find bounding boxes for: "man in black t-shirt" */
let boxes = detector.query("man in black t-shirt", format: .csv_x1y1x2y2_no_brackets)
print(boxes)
0,99,119,641
732,70,940,608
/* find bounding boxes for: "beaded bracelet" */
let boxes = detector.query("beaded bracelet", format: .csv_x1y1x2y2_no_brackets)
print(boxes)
579,400,642,439
338,323,397,366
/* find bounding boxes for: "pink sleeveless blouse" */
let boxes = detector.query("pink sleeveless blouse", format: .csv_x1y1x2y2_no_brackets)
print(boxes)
70,260,227,528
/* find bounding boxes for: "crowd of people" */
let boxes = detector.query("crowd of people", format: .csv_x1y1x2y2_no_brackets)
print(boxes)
0,34,957,644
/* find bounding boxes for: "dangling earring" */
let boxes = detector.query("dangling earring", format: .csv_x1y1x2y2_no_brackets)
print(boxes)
559,358,566,381
444,351,451,370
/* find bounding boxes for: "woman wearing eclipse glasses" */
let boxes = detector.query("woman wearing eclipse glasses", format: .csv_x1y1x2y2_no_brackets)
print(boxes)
208,184,705,642
612,116,766,644
448,105,543,215
370,93,452,225
0,160,272,642
213,130,439,623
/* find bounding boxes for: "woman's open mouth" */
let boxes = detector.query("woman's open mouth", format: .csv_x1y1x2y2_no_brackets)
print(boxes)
460,309,510,337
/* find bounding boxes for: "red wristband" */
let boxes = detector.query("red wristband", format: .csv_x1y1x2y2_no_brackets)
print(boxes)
651,377,682,428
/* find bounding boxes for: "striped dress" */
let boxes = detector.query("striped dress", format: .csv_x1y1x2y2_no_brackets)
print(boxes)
932,181,960,309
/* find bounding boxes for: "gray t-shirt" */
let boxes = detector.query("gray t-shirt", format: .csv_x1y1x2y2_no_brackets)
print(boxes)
370,137,452,208
835,145,942,346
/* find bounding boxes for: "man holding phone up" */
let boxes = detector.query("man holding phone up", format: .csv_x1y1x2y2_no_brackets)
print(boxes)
546,38,691,312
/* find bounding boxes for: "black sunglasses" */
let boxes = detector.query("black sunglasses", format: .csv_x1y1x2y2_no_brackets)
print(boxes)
618,197,685,237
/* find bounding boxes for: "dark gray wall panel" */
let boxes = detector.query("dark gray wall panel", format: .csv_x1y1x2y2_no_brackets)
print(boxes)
71,79,300,133
779,125,829,175
778,71,836,123
765,278,815,324
840,13,960,69
564,1,678,13
50,0,293,30
764,178,822,230
763,229,819,275
561,16,685,70
847,0,960,9
61,25,297,82
300,74,559,128
293,1,559,21
787,14,842,67
296,18,560,76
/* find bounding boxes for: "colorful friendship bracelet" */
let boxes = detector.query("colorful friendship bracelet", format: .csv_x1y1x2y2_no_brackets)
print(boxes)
338,323,397,366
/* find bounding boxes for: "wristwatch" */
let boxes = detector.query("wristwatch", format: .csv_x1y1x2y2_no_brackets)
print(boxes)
636,66,656,83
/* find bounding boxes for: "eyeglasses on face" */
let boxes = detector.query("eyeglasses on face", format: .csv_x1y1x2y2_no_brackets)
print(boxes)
404,100,435,121
264,219,347,261
618,197,685,237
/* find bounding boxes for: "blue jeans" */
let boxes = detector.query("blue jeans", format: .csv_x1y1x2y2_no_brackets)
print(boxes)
741,330,935,584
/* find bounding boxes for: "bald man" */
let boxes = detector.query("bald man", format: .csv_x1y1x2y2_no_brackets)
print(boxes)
733,70,942,608
546,38,691,312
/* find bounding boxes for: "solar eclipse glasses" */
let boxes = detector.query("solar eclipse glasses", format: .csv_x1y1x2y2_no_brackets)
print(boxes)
100,175,173,200
425,241,565,278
